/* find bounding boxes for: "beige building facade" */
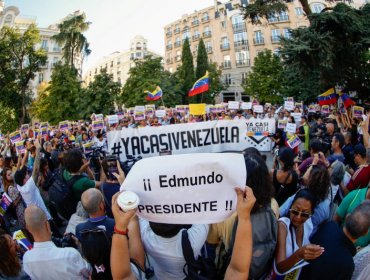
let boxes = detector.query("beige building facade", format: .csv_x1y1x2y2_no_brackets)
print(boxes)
164,0,366,102
84,35,161,86
0,1,83,97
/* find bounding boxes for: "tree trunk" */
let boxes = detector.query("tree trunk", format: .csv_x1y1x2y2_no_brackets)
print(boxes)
299,0,312,21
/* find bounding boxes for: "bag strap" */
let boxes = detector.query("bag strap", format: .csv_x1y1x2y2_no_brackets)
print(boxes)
65,170,84,189
181,230,196,264
228,217,239,256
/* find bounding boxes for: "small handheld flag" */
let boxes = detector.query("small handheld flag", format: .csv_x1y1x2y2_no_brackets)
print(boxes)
188,72,209,97
145,86,163,101
338,92,355,109
318,88,338,106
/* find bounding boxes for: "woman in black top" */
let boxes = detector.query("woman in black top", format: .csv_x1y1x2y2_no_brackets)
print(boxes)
271,147,299,205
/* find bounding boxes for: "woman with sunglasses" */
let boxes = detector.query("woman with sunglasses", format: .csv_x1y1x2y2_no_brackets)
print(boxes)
272,189,324,278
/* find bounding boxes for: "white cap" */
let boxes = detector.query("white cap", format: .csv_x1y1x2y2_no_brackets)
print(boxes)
117,191,140,212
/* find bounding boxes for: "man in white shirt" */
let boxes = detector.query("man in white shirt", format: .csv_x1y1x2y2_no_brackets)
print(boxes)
23,205,91,280
139,219,208,280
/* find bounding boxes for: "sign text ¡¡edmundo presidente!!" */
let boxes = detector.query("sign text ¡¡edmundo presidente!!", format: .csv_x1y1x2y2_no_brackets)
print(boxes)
120,153,247,224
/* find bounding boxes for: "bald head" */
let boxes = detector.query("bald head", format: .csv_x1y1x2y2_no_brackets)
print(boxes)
25,205,48,235
345,201,370,240
326,123,335,134
81,188,104,215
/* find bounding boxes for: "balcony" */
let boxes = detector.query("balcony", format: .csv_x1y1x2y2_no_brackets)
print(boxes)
174,41,181,48
166,31,172,37
221,61,232,69
166,58,173,64
220,43,230,51
201,16,210,23
202,31,212,38
236,59,251,67
271,36,281,43
192,34,200,41
253,37,265,45
191,20,199,26
174,28,180,34
206,47,213,54
234,40,248,48
232,22,246,32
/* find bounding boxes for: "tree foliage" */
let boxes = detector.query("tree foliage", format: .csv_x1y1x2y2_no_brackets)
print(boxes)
0,24,47,125
52,13,91,69
121,56,182,107
178,38,195,104
280,3,370,100
0,102,19,133
79,68,122,118
242,50,285,103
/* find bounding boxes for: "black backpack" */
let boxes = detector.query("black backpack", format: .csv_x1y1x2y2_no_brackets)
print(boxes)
48,168,83,220
181,230,218,280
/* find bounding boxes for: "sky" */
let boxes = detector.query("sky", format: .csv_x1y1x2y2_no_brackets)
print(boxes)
6,0,215,72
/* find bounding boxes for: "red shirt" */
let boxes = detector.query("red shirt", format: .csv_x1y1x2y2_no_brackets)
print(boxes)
347,165,370,191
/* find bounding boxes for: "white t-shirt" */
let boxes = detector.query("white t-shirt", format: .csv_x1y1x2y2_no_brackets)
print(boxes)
17,176,51,220
139,218,209,280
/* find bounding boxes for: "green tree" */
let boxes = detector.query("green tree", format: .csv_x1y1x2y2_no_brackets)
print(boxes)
121,56,182,107
242,50,285,103
192,38,209,103
0,102,19,133
0,24,47,125
52,13,90,69
280,3,370,99
178,38,195,104
30,82,52,122
32,63,82,123
79,68,122,118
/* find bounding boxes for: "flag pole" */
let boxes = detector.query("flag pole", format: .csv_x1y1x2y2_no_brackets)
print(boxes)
161,96,165,107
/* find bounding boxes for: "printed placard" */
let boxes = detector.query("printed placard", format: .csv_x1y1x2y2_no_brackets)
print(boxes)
0,193,12,216
155,110,166,118
41,127,48,138
287,134,302,149
13,230,33,251
285,123,297,134
189,103,206,116
287,97,294,102
241,102,252,110
321,105,330,114
15,141,26,155
107,115,119,125
128,108,135,116
21,124,29,133
278,120,287,130
92,120,104,131
291,113,302,123
228,101,240,110
117,112,124,120
40,122,49,129
59,121,69,131
295,102,303,109
145,109,154,117
176,105,186,112
308,105,316,113
95,114,104,121
83,141,94,154
9,131,22,144
352,106,364,118
134,106,145,121
121,153,246,224
284,101,295,111
33,122,40,129
145,104,156,110
253,105,263,113
33,129,40,139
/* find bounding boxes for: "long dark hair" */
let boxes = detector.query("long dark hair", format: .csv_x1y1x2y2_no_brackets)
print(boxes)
0,234,21,277
307,165,330,202
278,147,294,171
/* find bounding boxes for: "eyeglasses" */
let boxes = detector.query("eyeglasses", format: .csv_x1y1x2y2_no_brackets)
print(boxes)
289,209,311,219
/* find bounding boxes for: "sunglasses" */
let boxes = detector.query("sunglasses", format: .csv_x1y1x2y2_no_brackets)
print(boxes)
289,209,311,219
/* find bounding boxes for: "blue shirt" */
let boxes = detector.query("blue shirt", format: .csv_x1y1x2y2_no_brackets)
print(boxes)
75,216,115,241
327,153,345,165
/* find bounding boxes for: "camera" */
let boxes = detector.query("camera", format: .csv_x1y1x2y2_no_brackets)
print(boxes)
52,233,78,249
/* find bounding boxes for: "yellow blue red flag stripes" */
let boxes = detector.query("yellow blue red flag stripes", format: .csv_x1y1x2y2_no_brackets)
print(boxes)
339,92,355,108
318,88,338,106
145,86,163,101
188,72,209,97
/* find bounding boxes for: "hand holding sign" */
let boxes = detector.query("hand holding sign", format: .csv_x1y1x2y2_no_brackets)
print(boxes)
235,186,256,220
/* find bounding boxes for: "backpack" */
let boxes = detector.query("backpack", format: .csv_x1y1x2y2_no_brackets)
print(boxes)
48,168,83,220
181,230,218,280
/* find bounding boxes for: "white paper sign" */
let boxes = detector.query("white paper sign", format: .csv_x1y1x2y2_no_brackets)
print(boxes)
286,123,297,134
121,153,246,224
155,110,166,118
253,105,263,113
228,101,240,110
284,101,295,111
291,113,302,123
107,115,119,125
241,102,252,110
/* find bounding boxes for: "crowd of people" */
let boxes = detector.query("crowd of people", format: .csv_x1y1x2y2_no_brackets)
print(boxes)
0,103,370,280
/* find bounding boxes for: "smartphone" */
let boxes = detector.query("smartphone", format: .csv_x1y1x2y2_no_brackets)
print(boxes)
106,156,118,180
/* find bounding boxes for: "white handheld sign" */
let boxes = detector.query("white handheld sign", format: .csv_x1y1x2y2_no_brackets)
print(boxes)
286,123,297,134
120,153,246,224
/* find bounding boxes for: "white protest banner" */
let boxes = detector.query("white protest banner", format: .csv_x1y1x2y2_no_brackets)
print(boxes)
155,110,166,118
228,101,240,110
107,115,119,125
253,105,263,113
291,113,302,123
284,101,295,111
286,123,297,134
108,120,275,161
121,153,246,224
241,102,252,110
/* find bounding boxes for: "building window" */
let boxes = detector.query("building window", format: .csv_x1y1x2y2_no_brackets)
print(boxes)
234,32,248,46
182,26,190,41
236,51,250,66
38,73,44,84
221,21,227,29
268,13,278,23
192,16,199,26
221,37,230,50
202,12,210,22
271,29,280,43
241,72,247,84
231,14,243,25
136,42,142,50
175,37,181,47
254,31,264,44
41,40,48,50
311,3,325,13
136,52,142,58
279,11,289,21
4,14,13,26
283,28,291,39
224,73,232,85
295,7,303,16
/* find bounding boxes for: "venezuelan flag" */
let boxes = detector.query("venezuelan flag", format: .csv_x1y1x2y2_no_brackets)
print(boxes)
318,88,338,106
339,92,355,108
145,86,163,101
188,72,209,97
